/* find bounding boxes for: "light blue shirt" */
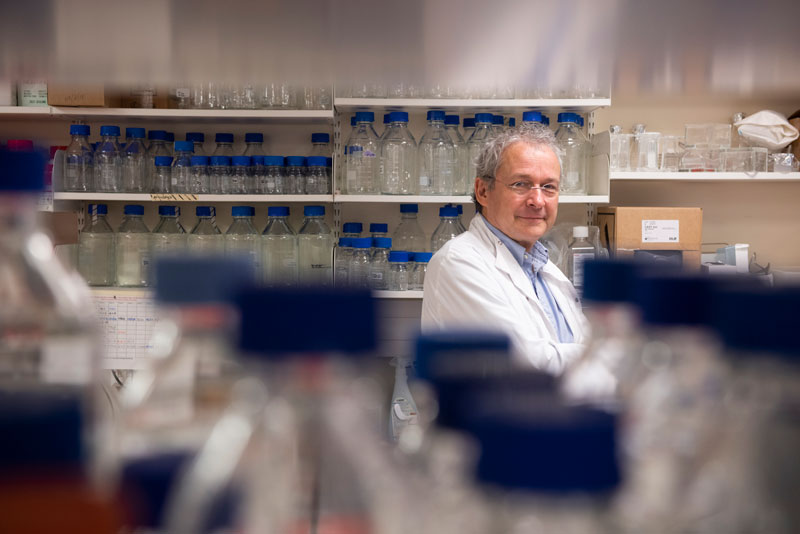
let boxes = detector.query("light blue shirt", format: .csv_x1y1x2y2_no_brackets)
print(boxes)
483,219,574,343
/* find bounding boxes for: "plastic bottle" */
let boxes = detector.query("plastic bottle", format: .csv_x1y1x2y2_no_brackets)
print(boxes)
342,222,362,238
189,155,210,194
418,110,455,195
369,237,391,290
566,226,595,292
389,357,419,441
122,127,148,193
151,205,187,263
209,156,230,194
188,206,224,253
212,133,235,157
64,124,93,192
297,205,333,286
555,112,588,195
346,111,380,194
310,133,331,157
263,156,285,194
393,204,427,252
116,204,151,287
147,130,170,184
431,205,462,252
95,125,122,192
230,156,251,194
262,206,298,287
171,141,194,193
334,237,354,287
467,114,494,187
78,203,115,286
225,206,260,274
348,237,373,289
409,252,432,290
151,156,173,193
186,132,205,155
381,111,417,195
445,114,468,195
387,251,409,291
462,117,475,142
305,156,329,194
285,156,306,195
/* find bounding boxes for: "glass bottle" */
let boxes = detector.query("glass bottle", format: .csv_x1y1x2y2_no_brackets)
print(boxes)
78,203,115,286
95,125,122,192
188,206,224,253
392,203,427,252
305,156,329,195
209,156,230,194
554,113,589,195
567,226,595,292
242,133,265,157
115,204,151,287
165,132,175,155
491,114,505,136
225,206,260,274
310,133,331,157
189,156,210,194
171,141,194,194
334,237,354,287
251,155,265,194
297,205,333,286
150,205,187,263
467,114,494,192
369,237,392,290
431,205,463,252
285,156,306,195
522,110,545,126
418,110,456,195
64,124,93,192
212,133,235,157
381,111,418,195
263,156,285,194
151,156,173,193
370,223,388,239
444,114,468,195
462,117,475,142
262,206,298,287
387,251,409,291
147,130,170,185
342,222,362,239
185,132,205,155
409,252,432,291
123,127,148,193
348,237,373,289
230,156,251,194
346,111,380,194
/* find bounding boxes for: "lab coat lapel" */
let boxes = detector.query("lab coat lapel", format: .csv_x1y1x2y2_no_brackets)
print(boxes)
541,263,583,343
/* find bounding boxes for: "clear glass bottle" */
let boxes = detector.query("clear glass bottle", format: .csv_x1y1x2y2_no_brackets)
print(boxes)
165,132,175,155
115,204,151,287
297,205,333,286
431,205,463,252
370,223,388,239
262,206,298,287
64,124,93,192
334,237,354,287
188,206,224,253
381,111,418,195
171,141,194,194
462,117,475,142
209,156,230,194
418,110,456,195
378,114,390,141
444,114,468,195
225,206,260,274
369,237,392,290
188,156,210,194
147,130,170,185
150,203,187,263
491,114,505,136
310,133,331,157
285,156,306,195
346,111,381,194
555,113,589,195
305,156,329,195
263,156,285,194
122,127,148,193
393,203,427,252
151,156,173,193
339,116,357,194
348,237,373,289
78,203,115,286
467,114,494,191
522,110,545,126
229,156,251,194
95,125,122,192
567,226,595,292
409,252,432,290
342,222,362,239
212,133,235,157
251,155,265,194
242,133,265,157
387,251,409,291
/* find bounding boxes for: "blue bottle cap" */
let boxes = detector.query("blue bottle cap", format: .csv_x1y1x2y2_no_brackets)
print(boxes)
148,130,168,141
373,237,392,249
388,111,409,123
474,113,493,124
126,127,145,139
87,203,108,215
399,203,418,213
165,132,175,142
232,206,255,217
0,149,45,192
414,252,433,263
245,133,263,143
154,156,173,167
508,118,516,127
383,113,390,124
352,237,372,249
389,251,409,263
492,115,504,125
338,237,353,247
636,274,714,327
286,156,305,167
154,256,256,305
185,132,204,142
215,133,234,143
267,206,290,217
355,111,375,123
348,146,363,154
124,204,145,216
326,157,332,167
174,141,194,153
444,115,460,126
158,205,178,216
343,222,363,234
69,124,90,136
578,116,585,127
369,223,388,233
304,205,325,216
264,155,285,166
209,155,230,166
582,260,640,304
407,252,415,262
350,116,356,126
195,206,215,217
306,156,327,167
557,112,581,124
543,116,550,126
231,156,251,166
463,117,475,128
415,330,512,382
439,205,459,217
251,155,265,165
522,110,544,123
100,125,120,136
427,110,446,121
311,133,330,143
457,205,463,214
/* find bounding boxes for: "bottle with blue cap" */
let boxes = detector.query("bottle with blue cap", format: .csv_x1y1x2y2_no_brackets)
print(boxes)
378,113,390,141
188,155,210,194
151,205,187,262
418,110,456,195
230,156,251,195
262,206,298,287
409,252,432,291
262,156,285,194
431,205,463,253
342,222,362,238
310,133,331,158
78,203,115,286
467,114,494,191
64,124,93,192
444,115,468,195
380,111,417,195
305,156,329,195
346,111,380,194
242,133,265,157
370,223,388,239
387,251,410,291
123,127,149,193
348,237,373,289
393,203,427,252
298,205,333,286
186,132,205,155
339,117,358,194
212,133,235,157
188,206,223,253
171,141,195,193
209,156,231,194
165,132,175,155
116,204,151,287
151,156,173,193
95,125,122,192
491,114,506,137
462,117,476,141
334,237,354,287
521,110,545,125
225,206,260,274
369,237,392,290
285,156,306,195
147,130,171,185
555,112,588,195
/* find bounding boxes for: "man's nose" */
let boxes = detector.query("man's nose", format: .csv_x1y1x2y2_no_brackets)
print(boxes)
526,187,546,207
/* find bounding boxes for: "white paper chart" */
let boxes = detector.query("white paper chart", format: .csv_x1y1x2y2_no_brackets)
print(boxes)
93,289,157,370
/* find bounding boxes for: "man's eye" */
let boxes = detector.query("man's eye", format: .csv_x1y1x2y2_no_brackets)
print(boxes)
511,182,530,190
542,184,558,192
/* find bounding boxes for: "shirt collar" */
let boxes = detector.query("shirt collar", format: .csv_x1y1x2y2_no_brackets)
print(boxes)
482,216,549,273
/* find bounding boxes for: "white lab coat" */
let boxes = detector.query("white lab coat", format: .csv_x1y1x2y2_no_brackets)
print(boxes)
421,214,589,375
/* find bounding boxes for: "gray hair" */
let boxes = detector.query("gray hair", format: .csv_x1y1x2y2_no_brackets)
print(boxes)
472,123,561,213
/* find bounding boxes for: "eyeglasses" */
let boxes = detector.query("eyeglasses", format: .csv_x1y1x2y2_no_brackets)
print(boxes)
494,179,559,197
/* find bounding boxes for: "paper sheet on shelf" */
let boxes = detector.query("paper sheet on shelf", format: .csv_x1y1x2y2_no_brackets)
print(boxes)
93,291,157,370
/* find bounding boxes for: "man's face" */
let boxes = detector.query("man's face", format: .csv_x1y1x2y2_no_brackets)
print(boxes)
475,142,560,251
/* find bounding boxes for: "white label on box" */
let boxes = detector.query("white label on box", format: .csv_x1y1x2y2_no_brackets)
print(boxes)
642,220,680,243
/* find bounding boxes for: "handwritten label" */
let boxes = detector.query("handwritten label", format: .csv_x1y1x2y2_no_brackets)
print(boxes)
149,193,199,201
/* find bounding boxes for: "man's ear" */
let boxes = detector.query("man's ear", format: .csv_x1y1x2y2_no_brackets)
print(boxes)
474,177,488,209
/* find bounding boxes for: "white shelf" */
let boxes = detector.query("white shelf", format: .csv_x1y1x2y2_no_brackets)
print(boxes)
0,106,333,123
558,194,609,203
334,98,611,112
54,193,334,202
610,171,800,182
373,290,423,299
334,194,473,204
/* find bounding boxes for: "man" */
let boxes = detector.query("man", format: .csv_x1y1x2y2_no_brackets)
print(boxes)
421,123,588,374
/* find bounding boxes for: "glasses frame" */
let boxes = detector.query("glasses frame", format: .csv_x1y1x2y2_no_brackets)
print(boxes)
487,177,560,198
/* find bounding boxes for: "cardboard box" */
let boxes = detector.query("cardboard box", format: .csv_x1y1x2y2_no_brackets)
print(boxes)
119,85,169,109
47,83,121,107
596,206,703,268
